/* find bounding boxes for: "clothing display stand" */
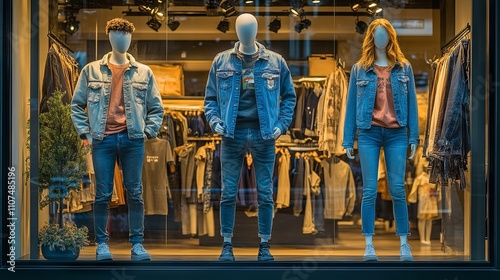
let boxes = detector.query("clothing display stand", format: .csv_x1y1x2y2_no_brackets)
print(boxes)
47,31,74,53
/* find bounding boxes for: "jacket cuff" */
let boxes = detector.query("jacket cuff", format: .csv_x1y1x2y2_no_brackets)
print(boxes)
144,127,155,139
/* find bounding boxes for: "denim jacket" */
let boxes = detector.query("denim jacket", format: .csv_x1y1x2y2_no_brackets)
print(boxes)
342,62,419,148
71,53,164,141
204,42,296,140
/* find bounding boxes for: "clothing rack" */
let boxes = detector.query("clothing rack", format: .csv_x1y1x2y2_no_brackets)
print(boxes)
186,136,221,141
293,77,327,83
287,146,319,152
441,23,470,54
47,31,74,53
164,105,204,112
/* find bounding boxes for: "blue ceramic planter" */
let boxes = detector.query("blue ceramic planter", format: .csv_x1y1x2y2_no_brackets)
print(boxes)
41,245,80,260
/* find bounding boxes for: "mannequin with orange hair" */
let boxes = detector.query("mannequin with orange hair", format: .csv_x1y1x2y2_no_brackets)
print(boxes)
342,18,419,262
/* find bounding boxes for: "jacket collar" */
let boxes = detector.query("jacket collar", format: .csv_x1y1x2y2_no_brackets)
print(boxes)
99,52,139,68
366,61,402,73
231,41,270,60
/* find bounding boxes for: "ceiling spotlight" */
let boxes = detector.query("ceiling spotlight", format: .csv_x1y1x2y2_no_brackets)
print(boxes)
312,0,321,4
167,17,180,31
217,18,230,33
367,6,383,15
294,18,311,33
351,3,360,11
290,7,303,17
369,2,377,8
245,0,254,4
205,0,218,16
63,14,80,35
147,17,162,32
268,17,281,33
355,18,368,34
220,0,238,17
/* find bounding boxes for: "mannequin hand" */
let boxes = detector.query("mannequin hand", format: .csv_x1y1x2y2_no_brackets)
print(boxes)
346,148,355,159
272,127,281,140
408,144,417,160
82,139,90,147
214,123,224,134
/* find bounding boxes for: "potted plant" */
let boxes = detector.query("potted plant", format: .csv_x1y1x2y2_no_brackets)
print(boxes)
27,89,90,260
38,222,89,260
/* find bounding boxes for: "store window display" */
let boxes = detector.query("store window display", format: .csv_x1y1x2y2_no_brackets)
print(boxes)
342,18,419,261
204,13,296,261
70,18,164,261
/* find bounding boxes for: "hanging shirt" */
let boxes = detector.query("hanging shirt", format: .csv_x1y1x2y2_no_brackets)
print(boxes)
371,64,400,128
105,62,128,135
236,51,260,129
142,138,174,215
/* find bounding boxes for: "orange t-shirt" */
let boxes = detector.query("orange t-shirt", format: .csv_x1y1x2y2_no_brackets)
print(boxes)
105,63,128,135
371,64,400,128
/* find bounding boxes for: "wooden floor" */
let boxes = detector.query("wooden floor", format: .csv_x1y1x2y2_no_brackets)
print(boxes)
75,222,468,262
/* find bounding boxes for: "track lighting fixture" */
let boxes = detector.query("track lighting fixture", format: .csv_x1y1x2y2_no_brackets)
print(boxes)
217,17,230,33
167,17,180,31
219,0,238,17
205,0,218,16
139,0,167,31
63,14,80,35
355,17,368,34
294,17,311,33
147,17,162,31
290,7,304,18
268,17,281,33
351,0,382,15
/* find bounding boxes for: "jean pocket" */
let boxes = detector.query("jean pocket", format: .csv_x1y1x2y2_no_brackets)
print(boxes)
87,82,102,104
132,83,147,104
217,71,234,90
262,73,280,91
356,79,369,96
397,76,410,94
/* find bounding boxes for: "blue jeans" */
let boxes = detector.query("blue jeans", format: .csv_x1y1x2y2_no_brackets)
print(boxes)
91,131,145,244
358,125,411,236
220,128,276,240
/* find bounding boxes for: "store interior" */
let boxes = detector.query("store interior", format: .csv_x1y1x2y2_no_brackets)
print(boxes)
16,0,473,261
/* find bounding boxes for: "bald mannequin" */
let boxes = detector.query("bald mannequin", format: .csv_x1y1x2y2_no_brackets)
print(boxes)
236,13,258,55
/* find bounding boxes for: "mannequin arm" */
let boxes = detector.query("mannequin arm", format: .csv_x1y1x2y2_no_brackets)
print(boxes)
346,148,355,159
408,144,417,160
204,55,224,133
272,127,281,139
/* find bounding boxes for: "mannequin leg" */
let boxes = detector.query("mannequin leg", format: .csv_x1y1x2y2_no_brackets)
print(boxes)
382,127,413,261
220,130,247,244
92,134,118,246
358,126,382,261
425,219,433,243
418,219,426,243
249,130,276,242
118,133,146,245
365,235,373,246
357,127,382,238
383,128,410,238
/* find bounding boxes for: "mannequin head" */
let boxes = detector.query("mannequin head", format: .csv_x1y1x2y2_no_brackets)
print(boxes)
374,26,389,50
235,13,258,48
106,18,135,54
358,18,408,69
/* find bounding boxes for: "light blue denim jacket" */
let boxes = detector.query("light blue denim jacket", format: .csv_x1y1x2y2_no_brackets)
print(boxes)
71,53,164,141
342,62,419,148
204,42,296,140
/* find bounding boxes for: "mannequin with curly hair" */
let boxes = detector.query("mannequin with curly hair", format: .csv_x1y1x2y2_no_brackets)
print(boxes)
342,18,419,262
71,18,164,261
